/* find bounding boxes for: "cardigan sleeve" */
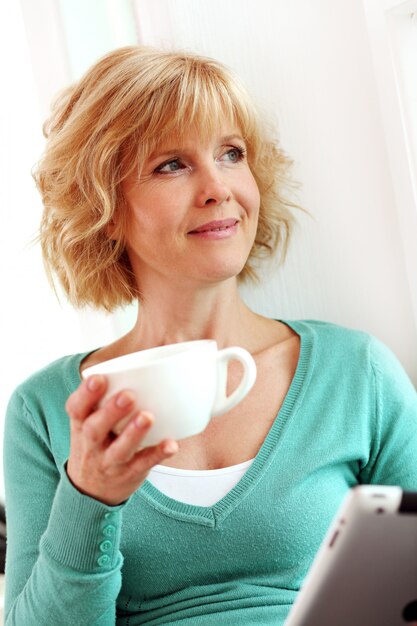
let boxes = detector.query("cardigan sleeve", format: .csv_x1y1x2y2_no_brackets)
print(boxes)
3,388,126,626
360,336,417,488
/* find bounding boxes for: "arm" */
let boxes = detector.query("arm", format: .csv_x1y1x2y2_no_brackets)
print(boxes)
4,375,178,625
3,389,124,625
360,337,417,488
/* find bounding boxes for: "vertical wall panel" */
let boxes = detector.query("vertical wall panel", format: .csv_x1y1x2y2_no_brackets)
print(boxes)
132,0,417,382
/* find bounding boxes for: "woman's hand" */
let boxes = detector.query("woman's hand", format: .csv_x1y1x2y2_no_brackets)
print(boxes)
66,375,179,505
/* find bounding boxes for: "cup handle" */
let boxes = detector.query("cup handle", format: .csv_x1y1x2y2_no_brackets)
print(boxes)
212,347,257,417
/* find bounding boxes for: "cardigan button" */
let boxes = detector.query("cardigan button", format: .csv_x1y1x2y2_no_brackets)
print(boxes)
103,524,116,537
99,540,112,552
97,554,111,567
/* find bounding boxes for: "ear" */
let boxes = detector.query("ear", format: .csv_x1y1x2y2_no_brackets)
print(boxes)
107,193,130,241
106,219,118,240
106,207,124,240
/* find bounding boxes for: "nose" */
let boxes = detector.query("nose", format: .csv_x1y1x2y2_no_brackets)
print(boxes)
194,165,231,208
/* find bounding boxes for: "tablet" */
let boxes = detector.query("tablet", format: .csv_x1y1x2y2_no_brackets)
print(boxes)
285,485,417,626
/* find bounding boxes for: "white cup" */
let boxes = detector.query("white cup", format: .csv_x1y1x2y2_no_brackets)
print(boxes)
82,340,257,446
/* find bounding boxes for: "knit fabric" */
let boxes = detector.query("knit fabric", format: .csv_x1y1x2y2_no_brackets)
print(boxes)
4,320,417,625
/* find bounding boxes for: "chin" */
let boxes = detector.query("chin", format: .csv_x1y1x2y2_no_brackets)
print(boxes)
195,259,247,284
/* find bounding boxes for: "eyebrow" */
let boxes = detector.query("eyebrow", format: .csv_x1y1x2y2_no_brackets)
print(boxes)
219,134,245,144
147,134,246,162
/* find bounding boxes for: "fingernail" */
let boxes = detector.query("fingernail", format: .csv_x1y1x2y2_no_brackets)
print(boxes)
87,376,103,391
116,391,135,408
135,411,153,428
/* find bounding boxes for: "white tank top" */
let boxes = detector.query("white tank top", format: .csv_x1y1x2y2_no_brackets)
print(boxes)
146,458,255,507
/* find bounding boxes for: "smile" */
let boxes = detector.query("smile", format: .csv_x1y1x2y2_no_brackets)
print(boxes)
188,218,239,235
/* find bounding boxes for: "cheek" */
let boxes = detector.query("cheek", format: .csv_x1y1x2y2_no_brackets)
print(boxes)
125,195,159,235
246,178,261,218
253,188,261,215
242,170,261,210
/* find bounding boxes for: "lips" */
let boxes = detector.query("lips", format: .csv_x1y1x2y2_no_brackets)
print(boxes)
188,218,239,234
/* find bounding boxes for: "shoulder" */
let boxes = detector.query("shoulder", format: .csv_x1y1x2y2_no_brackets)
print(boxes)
285,318,374,358
285,319,414,385
5,352,92,459
16,352,87,394
7,351,91,417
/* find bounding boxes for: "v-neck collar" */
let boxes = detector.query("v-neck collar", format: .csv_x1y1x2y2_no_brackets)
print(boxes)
135,320,315,527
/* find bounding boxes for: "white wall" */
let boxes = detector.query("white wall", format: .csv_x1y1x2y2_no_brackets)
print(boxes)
364,0,417,333
0,0,137,502
131,0,417,382
1,0,416,499
0,1,83,503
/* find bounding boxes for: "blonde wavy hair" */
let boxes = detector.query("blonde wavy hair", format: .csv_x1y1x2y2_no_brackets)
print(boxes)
35,45,299,312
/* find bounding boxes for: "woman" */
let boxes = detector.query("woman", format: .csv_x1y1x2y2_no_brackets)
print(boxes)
4,46,417,625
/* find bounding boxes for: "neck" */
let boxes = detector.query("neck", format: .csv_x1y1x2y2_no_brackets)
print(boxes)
122,276,262,352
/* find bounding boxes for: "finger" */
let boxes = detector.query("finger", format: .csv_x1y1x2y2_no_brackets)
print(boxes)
103,411,155,465
128,437,179,475
82,390,137,447
66,375,108,422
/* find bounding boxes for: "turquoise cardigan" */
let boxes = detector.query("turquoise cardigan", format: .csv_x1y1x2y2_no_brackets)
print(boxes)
4,320,417,625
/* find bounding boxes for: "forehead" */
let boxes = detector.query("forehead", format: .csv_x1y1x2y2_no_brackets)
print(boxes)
147,124,244,158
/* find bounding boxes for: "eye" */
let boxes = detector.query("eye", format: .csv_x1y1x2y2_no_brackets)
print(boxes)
220,146,246,164
154,158,185,174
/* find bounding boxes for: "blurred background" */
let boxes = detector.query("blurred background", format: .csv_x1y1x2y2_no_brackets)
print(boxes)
1,0,416,512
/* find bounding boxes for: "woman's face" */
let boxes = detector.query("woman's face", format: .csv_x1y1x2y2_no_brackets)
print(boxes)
121,124,260,291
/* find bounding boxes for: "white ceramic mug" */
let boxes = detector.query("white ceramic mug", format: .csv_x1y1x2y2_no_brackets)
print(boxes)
82,340,257,446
